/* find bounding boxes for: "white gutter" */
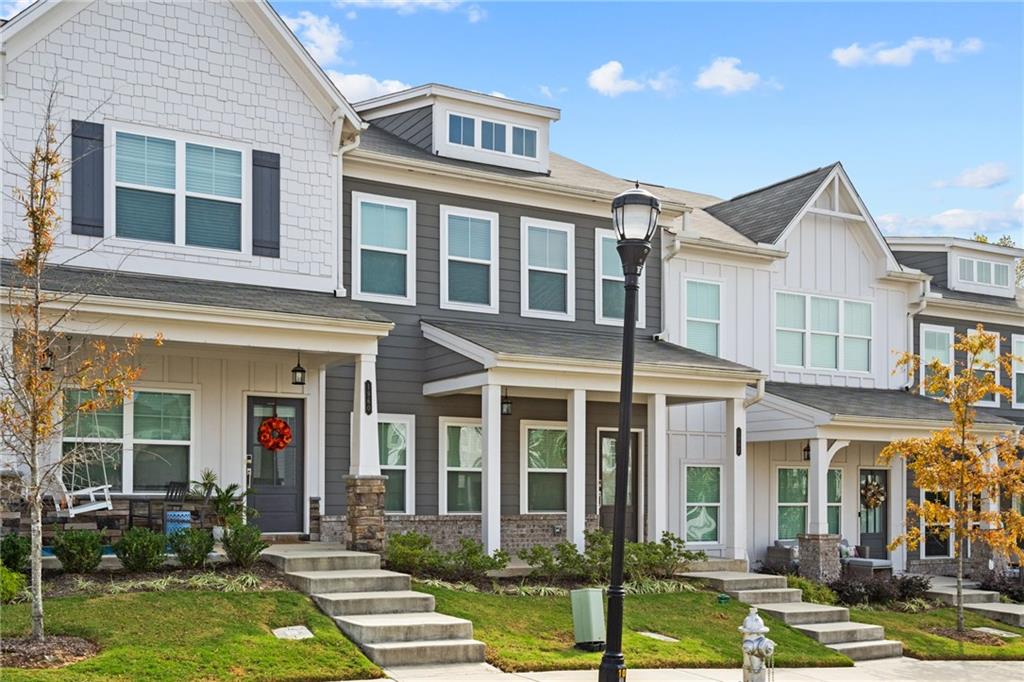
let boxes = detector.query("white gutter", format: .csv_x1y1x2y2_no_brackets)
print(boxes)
335,120,363,297
744,377,766,408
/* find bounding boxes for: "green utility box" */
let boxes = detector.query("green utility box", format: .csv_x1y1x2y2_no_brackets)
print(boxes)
570,588,606,651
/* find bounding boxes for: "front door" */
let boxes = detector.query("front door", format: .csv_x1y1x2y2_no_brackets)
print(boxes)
859,469,888,559
598,430,640,541
247,397,304,533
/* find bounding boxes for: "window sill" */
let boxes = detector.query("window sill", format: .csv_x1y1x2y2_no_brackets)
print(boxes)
352,291,417,307
440,300,500,315
106,236,252,263
521,309,575,323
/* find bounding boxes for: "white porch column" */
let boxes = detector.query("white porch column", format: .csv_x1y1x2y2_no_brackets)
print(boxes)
807,438,830,535
567,389,587,549
349,354,380,476
889,453,908,573
724,398,747,561
481,384,502,555
646,393,668,542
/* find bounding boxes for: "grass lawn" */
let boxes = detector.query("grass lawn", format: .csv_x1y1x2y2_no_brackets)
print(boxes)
419,584,852,672
0,591,383,682
851,606,1024,660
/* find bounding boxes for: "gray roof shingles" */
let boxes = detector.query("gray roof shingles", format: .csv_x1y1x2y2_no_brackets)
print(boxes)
929,284,1024,311
704,164,838,244
765,381,1010,424
424,319,760,375
1,261,391,325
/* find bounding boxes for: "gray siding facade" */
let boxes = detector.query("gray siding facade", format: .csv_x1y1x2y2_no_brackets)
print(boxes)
370,106,433,152
325,177,662,517
894,250,949,288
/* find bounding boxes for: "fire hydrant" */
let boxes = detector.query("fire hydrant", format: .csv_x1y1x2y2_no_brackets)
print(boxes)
738,607,776,682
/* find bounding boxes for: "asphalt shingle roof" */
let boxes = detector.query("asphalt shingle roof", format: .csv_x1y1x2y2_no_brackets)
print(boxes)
1,261,391,325
424,319,760,375
765,381,1011,424
704,164,838,244
930,284,1024,311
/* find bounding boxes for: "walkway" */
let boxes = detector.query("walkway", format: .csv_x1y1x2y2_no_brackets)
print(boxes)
926,575,1024,627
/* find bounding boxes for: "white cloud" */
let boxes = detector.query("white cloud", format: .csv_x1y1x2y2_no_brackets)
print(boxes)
489,91,507,98
647,68,678,94
0,0,33,18
346,10,358,19
283,11,349,66
1015,193,1024,212
694,57,763,94
831,37,983,67
933,162,1010,189
328,71,410,102
587,61,677,97
878,207,1023,240
538,84,567,100
466,4,486,23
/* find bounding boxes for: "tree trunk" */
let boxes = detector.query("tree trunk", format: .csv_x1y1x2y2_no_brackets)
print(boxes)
30,491,45,642
956,536,965,634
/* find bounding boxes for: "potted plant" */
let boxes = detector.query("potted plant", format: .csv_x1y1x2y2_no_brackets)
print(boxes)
210,483,251,542
190,468,218,502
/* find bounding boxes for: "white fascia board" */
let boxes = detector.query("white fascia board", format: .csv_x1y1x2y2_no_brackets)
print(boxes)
887,236,1024,259
1,0,92,62
355,83,561,121
420,322,498,367
667,234,788,264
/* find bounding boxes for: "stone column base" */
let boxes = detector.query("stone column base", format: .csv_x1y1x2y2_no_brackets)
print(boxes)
345,475,386,553
798,533,840,584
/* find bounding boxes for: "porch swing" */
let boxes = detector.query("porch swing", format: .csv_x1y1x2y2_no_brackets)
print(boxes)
51,395,115,518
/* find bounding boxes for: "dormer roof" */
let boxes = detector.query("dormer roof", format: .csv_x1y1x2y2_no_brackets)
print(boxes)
353,83,561,121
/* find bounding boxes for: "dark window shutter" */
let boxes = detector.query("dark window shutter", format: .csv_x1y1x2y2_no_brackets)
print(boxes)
71,120,104,237
252,150,280,257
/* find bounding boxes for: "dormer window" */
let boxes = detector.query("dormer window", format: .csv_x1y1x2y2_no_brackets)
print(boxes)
959,256,1009,287
512,126,537,158
481,120,506,153
446,112,540,161
448,114,475,147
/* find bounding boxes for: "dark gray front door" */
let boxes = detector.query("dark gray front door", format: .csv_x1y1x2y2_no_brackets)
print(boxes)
859,469,888,559
247,397,304,533
599,430,640,542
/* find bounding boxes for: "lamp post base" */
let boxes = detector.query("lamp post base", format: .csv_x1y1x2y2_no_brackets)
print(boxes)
598,654,626,681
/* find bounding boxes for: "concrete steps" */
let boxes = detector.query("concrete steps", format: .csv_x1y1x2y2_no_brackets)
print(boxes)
681,570,901,661
926,586,999,605
965,602,1024,627
262,544,485,667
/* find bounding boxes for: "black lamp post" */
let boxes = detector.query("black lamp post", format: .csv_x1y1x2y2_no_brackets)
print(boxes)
599,183,661,682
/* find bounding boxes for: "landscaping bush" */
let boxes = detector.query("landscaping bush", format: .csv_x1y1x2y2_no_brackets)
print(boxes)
52,529,104,573
384,532,508,582
114,527,167,572
627,532,705,579
977,572,1024,603
1,532,31,573
863,575,898,604
829,574,907,606
385,532,444,576
787,574,837,605
223,523,267,568
168,528,215,569
1,564,27,603
892,573,932,602
443,538,509,581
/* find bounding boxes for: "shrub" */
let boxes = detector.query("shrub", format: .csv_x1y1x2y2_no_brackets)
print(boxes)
168,528,215,569
385,532,443,576
626,532,705,580
1,564,27,603
1,533,31,573
442,538,509,582
787,574,838,605
114,527,166,573
863,575,897,604
829,576,867,605
52,529,103,573
829,574,903,606
977,573,1024,603
223,523,267,569
385,533,508,582
892,574,931,602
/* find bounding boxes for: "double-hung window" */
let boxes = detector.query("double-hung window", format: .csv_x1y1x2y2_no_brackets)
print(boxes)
379,414,415,514
968,329,1000,407
512,126,537,158
923,490,953,558
774,292,871,371
595,229,644,327
521,218,574,320
62,389,192,494
777,467,808,540
440,418,483,514
920,324,954,398
826,469,842,536
352,192,417,305
440,206,499,313
1013,335,1024,408
481,120,506,153
448,114,475,147
686,280,721,356
113,129,244,251
959,257,1011,289
685,466,721,543
521,422,568,513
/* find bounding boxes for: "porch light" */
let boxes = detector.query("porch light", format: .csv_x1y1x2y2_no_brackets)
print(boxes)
501,388,513,416
291,353,307,386
41,349,54,372
802,442,811,461
600,183,662,682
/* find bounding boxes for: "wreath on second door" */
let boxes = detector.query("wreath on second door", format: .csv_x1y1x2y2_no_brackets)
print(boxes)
861,480,886,510
258,416,293,452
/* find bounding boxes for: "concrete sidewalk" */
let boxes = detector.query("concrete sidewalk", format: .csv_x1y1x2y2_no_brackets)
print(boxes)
378,658,1024,681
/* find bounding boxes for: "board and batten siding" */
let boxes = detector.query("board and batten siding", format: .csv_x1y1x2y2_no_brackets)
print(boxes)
323,177,662,515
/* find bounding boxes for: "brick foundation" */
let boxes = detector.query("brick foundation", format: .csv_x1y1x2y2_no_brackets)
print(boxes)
344,475,387,552
381,514,601,553
798,533,841,583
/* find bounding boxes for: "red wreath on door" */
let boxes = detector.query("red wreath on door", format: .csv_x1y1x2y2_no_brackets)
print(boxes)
258,416,293,452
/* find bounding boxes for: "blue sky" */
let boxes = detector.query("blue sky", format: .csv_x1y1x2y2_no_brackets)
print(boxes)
271,0,1023,241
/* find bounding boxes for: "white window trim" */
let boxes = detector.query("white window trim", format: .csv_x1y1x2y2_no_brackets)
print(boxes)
683,464,722,546
439,205,500,314
1012,334,1024,409
773,291,872,374
447,111,540,160
519,420,568,515
351,191,417,306
919,323,955,398
682,277,721,356
955,255,1014,295
60,386,196,496
968,328,1000,407
594,228,646,328
438,417,482,515
511,124,539,159
379,413,416,515
919,488,955,559
479,118,508,155
447,112,476,148
520,217,576,321
771,464,842,542
105,122,252,258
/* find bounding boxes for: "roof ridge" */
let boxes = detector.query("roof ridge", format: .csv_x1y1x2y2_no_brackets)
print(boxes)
716,162,839,204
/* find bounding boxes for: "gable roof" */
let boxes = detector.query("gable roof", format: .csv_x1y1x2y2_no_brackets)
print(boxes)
704,163,838,244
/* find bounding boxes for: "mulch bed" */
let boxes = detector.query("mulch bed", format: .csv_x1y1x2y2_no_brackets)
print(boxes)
929,627,1006,646
42,562,289,597
0,635,100,669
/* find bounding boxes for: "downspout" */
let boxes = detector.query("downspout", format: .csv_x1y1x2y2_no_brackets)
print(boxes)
905,281,929,389
334,113,365,297
743,377,765,408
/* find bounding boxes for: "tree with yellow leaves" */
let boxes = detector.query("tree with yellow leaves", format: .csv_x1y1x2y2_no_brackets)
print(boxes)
881,325,1024,633
0,93,160,641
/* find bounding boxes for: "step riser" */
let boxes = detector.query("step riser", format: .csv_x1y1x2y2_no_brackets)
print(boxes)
926,591,998,605
338,619,474,644
362,642,486,667
270,555,381,573
760,608,849,626
827,641,903,661
700,577,788,592
288,573,411,594
964,605,1024,627
729,589,802,604
315,594,435,617
796,625,885,644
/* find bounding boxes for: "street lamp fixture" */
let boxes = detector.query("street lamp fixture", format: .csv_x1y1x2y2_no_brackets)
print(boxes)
599,183,661,682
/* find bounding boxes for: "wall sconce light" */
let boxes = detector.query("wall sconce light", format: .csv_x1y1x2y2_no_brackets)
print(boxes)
802,441,811,461
501,387,513,416
291,352,307,386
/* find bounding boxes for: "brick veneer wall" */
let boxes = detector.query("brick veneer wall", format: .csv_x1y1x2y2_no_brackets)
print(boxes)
373,514,602,553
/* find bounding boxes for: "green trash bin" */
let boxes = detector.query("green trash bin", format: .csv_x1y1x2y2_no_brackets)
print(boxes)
570,588,605,651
